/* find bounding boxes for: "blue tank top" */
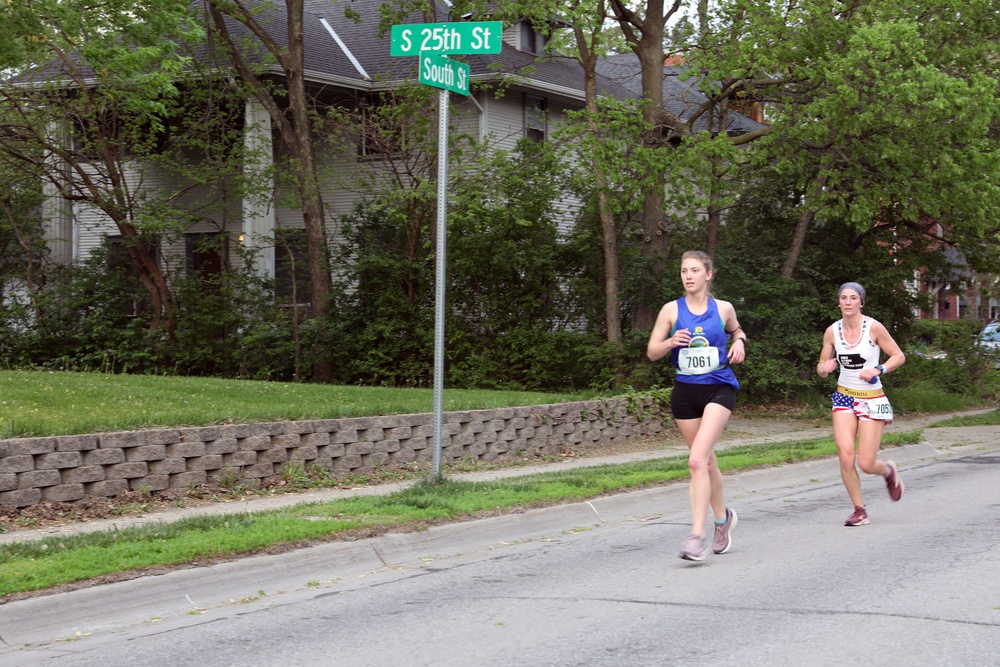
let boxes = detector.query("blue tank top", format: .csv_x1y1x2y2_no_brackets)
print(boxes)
670,297,740,389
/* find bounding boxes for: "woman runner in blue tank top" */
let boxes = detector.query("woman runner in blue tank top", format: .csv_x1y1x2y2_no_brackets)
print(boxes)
647,251,746,561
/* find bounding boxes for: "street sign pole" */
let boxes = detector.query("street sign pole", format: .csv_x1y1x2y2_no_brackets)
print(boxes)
431,87,448,480
390,20,499,479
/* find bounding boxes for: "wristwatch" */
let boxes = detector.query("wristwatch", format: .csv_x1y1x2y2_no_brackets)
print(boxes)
874,364,886,375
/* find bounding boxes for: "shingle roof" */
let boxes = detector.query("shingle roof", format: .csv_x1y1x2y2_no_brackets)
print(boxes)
298,0,634,101
19,0,764,122
596,52,767,135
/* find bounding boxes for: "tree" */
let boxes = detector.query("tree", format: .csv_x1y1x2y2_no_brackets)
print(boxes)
561,0,626,341
0,0,207,335
203,0,336,380
451,0,656,341
684,0,1000,277
0,158,44,316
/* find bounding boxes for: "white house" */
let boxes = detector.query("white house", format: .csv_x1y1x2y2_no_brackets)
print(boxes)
37,0,765,298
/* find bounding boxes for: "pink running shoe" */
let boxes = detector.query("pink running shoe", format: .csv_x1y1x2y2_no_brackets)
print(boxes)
884,461,904,501
680,534,710,561
713,507,738,554
845,506,869,526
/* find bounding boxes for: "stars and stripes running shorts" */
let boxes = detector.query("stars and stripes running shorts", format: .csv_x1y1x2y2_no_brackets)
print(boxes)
831,391,893,423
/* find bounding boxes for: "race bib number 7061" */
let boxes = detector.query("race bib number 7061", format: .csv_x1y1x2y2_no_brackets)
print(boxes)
678,346,721,375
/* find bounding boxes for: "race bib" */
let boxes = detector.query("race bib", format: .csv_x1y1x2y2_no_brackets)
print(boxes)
868,395,894,421
678,346,722,375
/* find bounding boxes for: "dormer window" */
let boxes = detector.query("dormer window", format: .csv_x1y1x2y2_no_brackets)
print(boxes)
519,22,547,55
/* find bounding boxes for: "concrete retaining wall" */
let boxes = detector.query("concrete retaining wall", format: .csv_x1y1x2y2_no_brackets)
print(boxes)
0,397,668,508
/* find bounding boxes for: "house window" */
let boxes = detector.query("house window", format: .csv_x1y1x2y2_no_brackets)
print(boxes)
525,96,547,142
106,235,157,317
519,22,547,55
186,232,228,284
274,228,313,310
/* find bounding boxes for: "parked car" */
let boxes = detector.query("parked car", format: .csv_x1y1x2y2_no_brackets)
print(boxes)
975,321,1000,368
977,321,1000,351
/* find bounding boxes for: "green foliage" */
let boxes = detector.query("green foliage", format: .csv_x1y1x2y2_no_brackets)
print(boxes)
930,320,1000,392
0,167,44,296
326,198,436,386
0,248,162,373
0,241,303,382
165,262,301,381
698,0,1000,241
327,139,609,391
890,382,970,414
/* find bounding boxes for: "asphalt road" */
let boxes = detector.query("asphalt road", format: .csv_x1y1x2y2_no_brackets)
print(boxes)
1,427,998,666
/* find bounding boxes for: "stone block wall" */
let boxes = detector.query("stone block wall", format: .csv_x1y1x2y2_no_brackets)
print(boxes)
0,397,667,508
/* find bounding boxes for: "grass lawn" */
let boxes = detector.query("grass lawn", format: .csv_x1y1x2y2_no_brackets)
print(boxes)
0,370,591,438
927,408,1000,427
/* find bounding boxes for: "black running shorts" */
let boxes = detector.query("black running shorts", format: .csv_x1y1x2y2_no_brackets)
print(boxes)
670,381,739,420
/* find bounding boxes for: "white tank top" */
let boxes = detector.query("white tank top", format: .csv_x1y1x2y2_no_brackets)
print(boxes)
834,316,883,391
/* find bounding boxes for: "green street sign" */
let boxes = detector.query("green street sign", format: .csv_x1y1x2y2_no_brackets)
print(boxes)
418,52,470,96
390,21,503,57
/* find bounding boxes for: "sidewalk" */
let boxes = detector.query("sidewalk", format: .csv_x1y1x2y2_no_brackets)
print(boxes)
1,409,994,546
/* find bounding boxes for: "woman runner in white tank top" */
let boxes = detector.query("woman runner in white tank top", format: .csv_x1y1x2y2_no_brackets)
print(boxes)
816,282,906,527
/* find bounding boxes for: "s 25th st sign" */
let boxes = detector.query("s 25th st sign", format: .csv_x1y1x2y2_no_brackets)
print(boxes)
390,21,503,56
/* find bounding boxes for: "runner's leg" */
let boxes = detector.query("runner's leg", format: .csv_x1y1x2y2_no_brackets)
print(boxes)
833,411,863,508
677,402,732,538
856,418,889,476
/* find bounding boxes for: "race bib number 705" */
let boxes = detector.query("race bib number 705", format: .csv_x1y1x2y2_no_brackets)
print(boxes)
868,395,894,421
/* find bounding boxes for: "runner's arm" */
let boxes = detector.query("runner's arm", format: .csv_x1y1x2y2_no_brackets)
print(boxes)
817,326,839,378
719,300,746,364
869,320,906,376
647,301,681,362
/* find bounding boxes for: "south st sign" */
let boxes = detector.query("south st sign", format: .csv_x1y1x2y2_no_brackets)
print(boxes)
419,51,469,96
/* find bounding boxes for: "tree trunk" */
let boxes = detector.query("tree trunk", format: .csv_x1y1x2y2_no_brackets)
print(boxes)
574,2,622,342
284,0,333,380
207,0,334,381
598,187,622,341
782,173,829,278
617,0,668,331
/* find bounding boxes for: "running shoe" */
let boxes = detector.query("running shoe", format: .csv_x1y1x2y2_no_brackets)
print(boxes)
884,461,904,501
844,505,869,526
712,507,738,554
680,534,710,561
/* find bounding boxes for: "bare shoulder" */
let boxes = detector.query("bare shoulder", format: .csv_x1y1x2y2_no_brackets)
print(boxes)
867,318,895,341
714,298,737,317
659,300,679,319
651,300,679,332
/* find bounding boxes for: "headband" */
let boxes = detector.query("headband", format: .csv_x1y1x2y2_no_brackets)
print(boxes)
838,282,866,303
